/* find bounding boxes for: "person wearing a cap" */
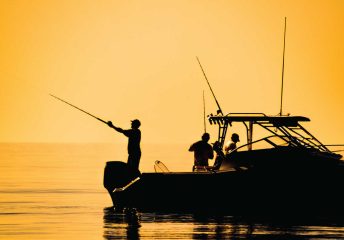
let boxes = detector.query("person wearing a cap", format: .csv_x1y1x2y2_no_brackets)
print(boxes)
189,133,214,171
107,119,141,170
224,133,240,155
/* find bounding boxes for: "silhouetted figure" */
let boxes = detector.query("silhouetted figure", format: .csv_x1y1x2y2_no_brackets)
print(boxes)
224,133,240,155
189,133,214,171
212,140,225,170
108,119,141,170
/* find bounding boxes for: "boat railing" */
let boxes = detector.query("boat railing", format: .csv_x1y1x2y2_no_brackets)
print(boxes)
323,145,344,155
252,120,334,153
154,160,170,173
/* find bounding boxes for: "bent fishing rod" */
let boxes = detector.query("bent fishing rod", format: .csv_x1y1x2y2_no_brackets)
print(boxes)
196,56,223,116
49,94,107,124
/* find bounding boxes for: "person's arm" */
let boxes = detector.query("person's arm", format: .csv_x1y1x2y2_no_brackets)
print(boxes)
209,145,214,159
107,121,124,133
228,143,236,151
224,142,229,153
189,143,195,152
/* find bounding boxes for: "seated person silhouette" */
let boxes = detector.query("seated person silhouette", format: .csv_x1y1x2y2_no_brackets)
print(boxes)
224,133,245,171
224,133,240,155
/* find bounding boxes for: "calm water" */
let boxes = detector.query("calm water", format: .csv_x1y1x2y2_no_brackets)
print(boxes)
1,143,344,240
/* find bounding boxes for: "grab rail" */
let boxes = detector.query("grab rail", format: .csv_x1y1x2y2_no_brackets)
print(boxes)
112,177,141,192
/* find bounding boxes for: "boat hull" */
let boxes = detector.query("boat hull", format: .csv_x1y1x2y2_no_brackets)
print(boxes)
104,158,344,216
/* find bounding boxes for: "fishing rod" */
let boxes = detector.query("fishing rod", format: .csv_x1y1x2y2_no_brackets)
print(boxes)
203,90,206,133
196,56,223,115
49,94,107,124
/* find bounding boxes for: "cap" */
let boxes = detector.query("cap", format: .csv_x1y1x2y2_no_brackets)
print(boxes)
232,133,240,142
131,119,141,128
202,132,210,140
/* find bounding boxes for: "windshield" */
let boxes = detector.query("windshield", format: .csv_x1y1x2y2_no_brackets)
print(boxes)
236,135,290,152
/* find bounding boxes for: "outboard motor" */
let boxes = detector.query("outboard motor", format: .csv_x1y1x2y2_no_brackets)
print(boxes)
103,161,141,194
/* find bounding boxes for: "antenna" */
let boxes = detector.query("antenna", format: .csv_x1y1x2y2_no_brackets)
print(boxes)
279,17,287,116
196,56,223,115
203,90,206,133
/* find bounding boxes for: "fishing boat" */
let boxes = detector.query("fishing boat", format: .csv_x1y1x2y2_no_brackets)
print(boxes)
103,21,344,214
103,112,344,215
49,68,344,217
48,19,343,216
103,29,344,215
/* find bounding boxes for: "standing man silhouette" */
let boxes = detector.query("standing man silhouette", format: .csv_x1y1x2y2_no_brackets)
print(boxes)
189,133,214,171
107,119,141,170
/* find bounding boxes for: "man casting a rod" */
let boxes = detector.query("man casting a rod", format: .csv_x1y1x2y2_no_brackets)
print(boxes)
49,94,142,170
107,119,142,170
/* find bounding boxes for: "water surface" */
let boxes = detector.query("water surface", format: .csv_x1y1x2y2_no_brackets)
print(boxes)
1,143,344,239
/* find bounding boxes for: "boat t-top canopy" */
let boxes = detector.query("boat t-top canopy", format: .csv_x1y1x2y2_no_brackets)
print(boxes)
209,114,310,126
208,113,330,153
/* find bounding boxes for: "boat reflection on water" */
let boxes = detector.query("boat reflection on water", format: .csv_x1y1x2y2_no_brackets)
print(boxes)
103,207,141,240
191,214,344,239
103,208,344,239
191,214,255,239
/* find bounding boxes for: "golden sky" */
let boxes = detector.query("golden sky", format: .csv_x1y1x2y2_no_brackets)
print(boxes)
1,0,344,145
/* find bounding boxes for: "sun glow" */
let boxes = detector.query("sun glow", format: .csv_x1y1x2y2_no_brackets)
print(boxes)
0,0,343,145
